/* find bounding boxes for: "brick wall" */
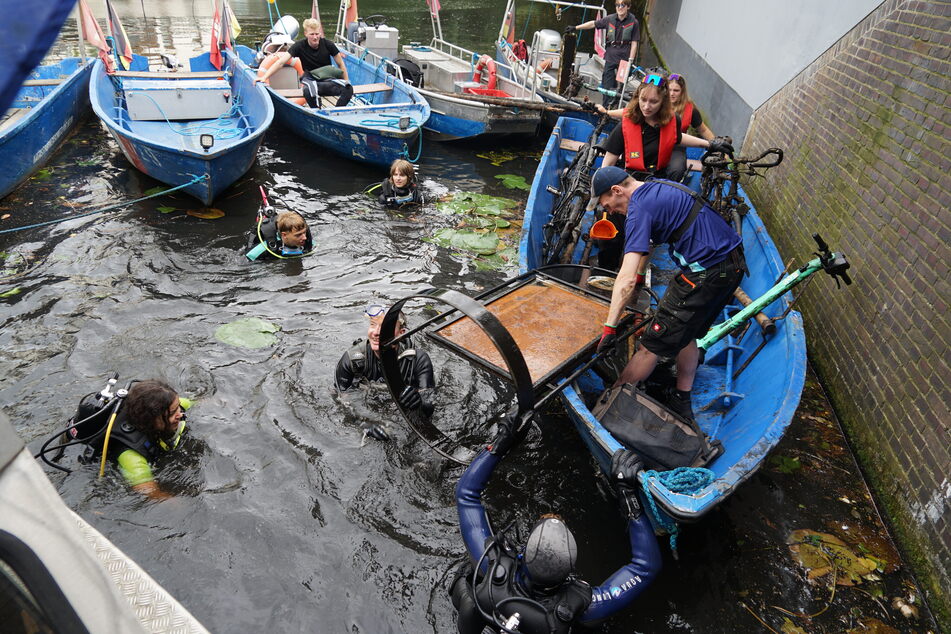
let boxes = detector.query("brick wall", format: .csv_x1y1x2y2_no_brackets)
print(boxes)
742,0,950,625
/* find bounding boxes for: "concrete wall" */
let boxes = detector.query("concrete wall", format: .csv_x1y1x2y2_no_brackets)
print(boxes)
737,0,950,626
647,0,879,147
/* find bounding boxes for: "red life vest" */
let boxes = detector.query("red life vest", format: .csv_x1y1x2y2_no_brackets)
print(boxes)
680,101,694,132
621,116,678,171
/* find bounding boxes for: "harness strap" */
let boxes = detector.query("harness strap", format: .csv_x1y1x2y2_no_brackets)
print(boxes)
659,180,706,245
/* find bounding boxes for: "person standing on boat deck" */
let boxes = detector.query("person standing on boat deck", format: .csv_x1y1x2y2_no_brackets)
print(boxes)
257,18,353,108
451,414,661,632
597,74,732,183
592,165,745,422
334,305,435,441
666,73,715,141
566,0,639,107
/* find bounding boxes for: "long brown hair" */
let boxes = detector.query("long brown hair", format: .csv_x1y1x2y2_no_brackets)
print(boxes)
623,82,674,126
125,380,178,441
667,74,689,118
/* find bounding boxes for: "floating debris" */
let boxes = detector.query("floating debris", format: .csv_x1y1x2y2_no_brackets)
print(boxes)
787,529,880,586
187,208,225,219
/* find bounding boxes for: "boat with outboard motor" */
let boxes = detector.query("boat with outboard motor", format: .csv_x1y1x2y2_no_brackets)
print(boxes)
89,47,273,206
1,57,93,199
336,0,545,141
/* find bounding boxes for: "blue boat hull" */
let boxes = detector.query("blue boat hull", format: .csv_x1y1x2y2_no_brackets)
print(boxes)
89,51,273,206
1,58,93,199
521,117,807,523
254,50,429,167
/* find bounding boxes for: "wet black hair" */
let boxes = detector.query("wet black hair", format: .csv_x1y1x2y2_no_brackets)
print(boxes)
125,379,178,441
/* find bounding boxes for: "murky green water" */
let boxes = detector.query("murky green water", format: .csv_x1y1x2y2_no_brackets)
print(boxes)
0,3,938,632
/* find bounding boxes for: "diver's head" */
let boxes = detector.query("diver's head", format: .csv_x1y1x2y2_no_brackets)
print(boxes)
522,514,577,589
277,211,308,249
125,380,183,443
365,304,407,354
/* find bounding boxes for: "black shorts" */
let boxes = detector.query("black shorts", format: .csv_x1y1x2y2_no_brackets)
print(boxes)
641,250,745,358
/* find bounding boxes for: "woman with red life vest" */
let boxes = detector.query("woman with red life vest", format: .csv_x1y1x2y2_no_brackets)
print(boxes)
667,73,714,140
598,73,732,182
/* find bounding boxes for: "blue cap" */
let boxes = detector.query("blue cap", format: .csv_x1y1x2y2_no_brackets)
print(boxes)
591,166,629,197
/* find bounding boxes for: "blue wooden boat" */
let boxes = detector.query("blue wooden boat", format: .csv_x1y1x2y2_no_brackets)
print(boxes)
1,57,93,199
89,50,273,206
520,116,807,523
237,44,429,166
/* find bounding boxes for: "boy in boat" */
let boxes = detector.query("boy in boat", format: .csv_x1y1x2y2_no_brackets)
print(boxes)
451,414,660,632
592,165,745,422
566,0,640,106
257,18,353,108
334,304,435,441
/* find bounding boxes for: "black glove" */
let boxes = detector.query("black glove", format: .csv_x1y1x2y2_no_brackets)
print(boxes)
397,385,422,411
489,411,532,456
610,449,643,519
361,421,390,441
596,324,617,353
565,25,577,34
707,136,734,156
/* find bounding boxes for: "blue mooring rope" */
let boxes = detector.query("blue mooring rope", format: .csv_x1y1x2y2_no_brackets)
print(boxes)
641,467,715,557
0,174,209,235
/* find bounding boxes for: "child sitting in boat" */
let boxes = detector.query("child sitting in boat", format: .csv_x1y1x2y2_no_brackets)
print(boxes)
376,159,423,208
246,188,314,260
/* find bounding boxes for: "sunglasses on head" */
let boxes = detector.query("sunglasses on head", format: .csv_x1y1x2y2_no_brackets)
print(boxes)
667,73,682,81
642,74,665,87
365,304,386,317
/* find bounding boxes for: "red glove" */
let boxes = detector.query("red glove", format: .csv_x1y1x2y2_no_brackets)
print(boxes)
634,273,646,286
597,324,617,353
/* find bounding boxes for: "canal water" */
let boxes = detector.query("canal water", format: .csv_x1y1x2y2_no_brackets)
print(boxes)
1,2,938,632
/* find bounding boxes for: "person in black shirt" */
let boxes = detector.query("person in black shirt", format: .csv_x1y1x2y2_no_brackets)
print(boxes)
259,18,353,107
566,0,639,106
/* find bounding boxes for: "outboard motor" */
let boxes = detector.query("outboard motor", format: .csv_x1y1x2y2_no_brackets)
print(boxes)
390,58,424,88
346,20,366,45
272,14,299,39
533,28,563,71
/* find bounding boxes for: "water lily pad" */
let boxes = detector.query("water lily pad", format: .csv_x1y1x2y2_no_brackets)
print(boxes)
187,208,225,219
495,218,511,228
215,317,280,349
436,191,519,216
787,530,879,586
144,186,166,196
770,454,802,474
428,228,500,255
474,247,518,271
32,168,52,181
157,206,177,214
0,287,21,298
495,174,530,190
476,150,519,166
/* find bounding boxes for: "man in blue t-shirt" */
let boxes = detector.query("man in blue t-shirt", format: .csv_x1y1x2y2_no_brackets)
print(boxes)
591,166,745,420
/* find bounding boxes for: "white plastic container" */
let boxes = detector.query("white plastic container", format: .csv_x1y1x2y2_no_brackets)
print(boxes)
125,79,232,121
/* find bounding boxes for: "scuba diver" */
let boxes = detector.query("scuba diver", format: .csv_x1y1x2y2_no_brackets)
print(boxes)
245,187,314,261
376,159,424,208
451,415,661,632
34,375,191,500
334,304,435,441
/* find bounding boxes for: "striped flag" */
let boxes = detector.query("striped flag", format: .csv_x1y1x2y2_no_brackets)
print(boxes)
105,0,133,70
220,0,241,50
426,0,441,14
79,0,115,73
210,0,223,69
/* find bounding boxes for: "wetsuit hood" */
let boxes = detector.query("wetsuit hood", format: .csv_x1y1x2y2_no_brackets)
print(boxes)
523,517,577,588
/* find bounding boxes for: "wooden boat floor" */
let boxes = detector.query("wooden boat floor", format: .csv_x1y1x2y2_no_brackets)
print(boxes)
433,279,609,385
0,108,29,133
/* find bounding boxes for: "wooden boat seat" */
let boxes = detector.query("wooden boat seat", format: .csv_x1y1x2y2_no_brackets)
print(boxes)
111,71,229,79
275,88,304,98
430,278,609,387
559,139,586,152
0,108,29,133
21,78,67,86
353,83,392,94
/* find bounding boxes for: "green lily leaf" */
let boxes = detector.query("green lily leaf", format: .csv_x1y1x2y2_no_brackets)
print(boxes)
144,186,166,196
157,206,177,214
32,168,52,181
214,317,281,349
429,228,500,255
0,287,22,298
495,174,530,190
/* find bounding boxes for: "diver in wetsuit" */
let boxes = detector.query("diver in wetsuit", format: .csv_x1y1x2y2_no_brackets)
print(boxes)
377,159,424,208
334,304,435,440
451,415,661,632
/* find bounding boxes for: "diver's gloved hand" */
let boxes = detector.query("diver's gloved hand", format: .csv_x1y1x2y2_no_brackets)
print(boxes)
489,410,532,456
361,421,390,442
707,136,734,156
397,385,422,411
565,24,577,34
610,449,644,519
597,324,617,353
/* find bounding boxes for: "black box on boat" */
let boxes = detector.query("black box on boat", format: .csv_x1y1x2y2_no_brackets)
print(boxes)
592,384,721,470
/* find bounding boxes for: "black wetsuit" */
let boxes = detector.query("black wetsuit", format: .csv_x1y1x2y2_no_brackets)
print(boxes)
334,339,436,416
378,179,423,207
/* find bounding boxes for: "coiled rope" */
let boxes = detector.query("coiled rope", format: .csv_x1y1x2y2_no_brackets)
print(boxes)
0,174,209,235
641,467,715,557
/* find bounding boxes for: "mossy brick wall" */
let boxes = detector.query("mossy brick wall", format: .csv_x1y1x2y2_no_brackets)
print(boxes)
742,0,950,625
